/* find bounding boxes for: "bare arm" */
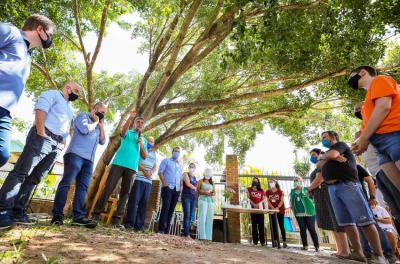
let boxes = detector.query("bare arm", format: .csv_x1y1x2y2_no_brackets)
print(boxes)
183,173,196,190
35,110,48,137
138,138,148,159
158,172,167,187
121,112,136,137
277,193,284,208
98,120,106,145
364,176,376,199
376,217,393,224
308,172,324,192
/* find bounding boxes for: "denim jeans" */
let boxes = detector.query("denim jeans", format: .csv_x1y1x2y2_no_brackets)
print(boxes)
370,131,400,165
0,126,62,215
295,215,319,248
52,153,93,220
158,186,180,233
124,180,152,230
328,181,375,227
0,107,11,167
359,222,393,256
181,193,196,236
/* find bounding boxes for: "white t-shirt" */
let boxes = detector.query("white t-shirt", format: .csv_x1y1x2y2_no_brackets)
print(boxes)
372,206,394,231
362,145,380,177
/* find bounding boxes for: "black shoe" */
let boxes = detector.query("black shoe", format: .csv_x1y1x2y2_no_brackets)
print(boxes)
302,246,309,251
315,247,320,252
72,218,97,229
283,242,288,248
50,215,64,226
0,211,15,230
13,212,37,226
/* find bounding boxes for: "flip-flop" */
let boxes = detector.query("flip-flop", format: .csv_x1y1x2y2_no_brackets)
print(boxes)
338,253,367,263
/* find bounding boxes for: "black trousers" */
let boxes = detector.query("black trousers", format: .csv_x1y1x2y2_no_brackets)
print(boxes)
271,213,286,242
251,213,265,245
93,164,136,223
295,215,319,248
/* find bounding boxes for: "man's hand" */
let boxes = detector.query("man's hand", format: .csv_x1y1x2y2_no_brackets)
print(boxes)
37,130,49,139
369,198,378,207
98,120,104,129
130,111,137,119
351,136,369,155
162,181,168,187
144,170,152,179
138,137,143,146
307,188,313,197
335,155,347,163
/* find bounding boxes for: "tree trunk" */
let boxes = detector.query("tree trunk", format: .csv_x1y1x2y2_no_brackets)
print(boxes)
85,133,121,211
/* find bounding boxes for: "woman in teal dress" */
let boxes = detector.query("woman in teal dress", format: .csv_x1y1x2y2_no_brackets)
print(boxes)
197,168,215,241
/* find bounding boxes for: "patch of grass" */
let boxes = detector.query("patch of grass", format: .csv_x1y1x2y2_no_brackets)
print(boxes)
41,253,60,264
0,233,29,263
76,233,88,242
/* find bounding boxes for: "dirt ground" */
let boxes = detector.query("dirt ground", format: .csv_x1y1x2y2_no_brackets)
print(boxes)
0,225,358,264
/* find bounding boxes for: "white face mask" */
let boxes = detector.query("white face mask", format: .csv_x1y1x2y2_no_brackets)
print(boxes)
270,182,276,188
189,168,195,174
204,175,211,180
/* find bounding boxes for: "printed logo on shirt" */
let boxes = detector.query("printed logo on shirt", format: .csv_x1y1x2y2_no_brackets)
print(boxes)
268,193,280,203
251,191,262,199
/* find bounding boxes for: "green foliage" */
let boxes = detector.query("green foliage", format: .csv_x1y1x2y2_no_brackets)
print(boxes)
293,156,311,178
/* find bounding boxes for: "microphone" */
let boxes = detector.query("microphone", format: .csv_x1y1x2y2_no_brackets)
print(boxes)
137,129,142,144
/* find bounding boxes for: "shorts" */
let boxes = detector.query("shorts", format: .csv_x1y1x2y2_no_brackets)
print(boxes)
328,181,375,227
370,131,400,165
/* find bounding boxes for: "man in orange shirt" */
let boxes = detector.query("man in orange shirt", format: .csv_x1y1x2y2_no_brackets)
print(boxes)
349,66,400,192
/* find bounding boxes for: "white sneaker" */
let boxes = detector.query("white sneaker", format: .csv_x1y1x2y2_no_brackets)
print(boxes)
368,255,389,264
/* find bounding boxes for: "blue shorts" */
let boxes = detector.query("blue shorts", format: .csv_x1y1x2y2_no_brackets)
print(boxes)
370,131,400,165
328,181,375,227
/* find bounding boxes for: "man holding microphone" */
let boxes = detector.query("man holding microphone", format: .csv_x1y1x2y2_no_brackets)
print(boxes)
92,112,147,228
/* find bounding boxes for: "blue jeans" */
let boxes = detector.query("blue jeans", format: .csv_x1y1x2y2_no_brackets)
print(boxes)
181,193,196,236
158,186,180,233
0,107,11,167
328,181,375,227
124,180,152,230
359,222,393,256
0,126,62,215
370,131,400,165
52,153,93,220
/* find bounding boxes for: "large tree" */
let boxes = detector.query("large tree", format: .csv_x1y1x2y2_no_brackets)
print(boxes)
1,0,399,207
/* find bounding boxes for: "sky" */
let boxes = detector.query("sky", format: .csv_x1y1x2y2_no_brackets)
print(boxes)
12,20,315,176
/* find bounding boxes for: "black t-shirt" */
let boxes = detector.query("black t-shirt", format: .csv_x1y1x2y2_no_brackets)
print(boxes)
357,164,370,199
321,141,358,182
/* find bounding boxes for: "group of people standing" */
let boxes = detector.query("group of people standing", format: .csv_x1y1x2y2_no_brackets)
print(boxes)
0,14,216,241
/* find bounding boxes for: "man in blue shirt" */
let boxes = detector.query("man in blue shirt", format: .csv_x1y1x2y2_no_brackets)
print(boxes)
51,102,107,228
92,112,148,228
0,82,81,230
0,15,55,168
157,147,183,234
124,136,157,231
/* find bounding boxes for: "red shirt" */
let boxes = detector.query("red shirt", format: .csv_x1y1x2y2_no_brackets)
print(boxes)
266,189,285,215
247,187,265,208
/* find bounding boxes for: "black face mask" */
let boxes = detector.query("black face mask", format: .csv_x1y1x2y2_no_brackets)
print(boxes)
68,92,79,102
38,30,53,49
348,74,361,90
252,181,259,187
95,112,104,121
354,111,363,120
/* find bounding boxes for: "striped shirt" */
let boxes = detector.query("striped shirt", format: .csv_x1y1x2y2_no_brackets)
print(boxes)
135,151,157,184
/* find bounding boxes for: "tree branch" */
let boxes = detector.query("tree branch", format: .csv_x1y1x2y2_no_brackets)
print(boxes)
155,108,296,146
72,0,89,65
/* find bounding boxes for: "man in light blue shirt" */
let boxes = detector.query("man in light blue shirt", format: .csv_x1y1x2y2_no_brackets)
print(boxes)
157,147,183,234
124,136,157,231
0,82,81,229
0,15,55,168
51,102,107,228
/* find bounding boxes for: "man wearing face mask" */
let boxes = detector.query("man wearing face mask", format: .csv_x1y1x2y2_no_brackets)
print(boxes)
0,15,55,169
51,102,107,228
157,147,183,234
92,112,147,228
349,66,400,192
320,130,387,263
124,136,157,231
0,81,81,229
